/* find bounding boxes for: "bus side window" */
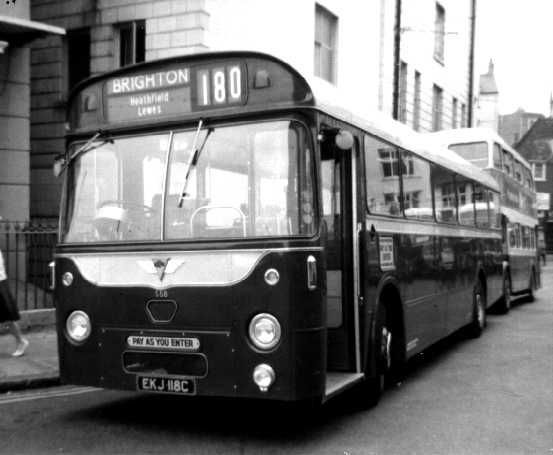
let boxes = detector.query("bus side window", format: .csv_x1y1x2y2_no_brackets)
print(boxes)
401,150,433,220
493,143,502,169
432,165,457,223
524,226,532,249
488,191,500,228
364,134,401,216
473,184,489,228
508,223,516,248
503,149,512,176
514,161,522,182
457,177,475,226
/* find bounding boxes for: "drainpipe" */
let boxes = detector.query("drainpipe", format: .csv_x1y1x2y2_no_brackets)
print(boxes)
467,0,477,126
392,0,402,120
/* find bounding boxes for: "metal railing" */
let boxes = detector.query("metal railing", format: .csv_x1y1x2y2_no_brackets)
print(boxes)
0,221,57,311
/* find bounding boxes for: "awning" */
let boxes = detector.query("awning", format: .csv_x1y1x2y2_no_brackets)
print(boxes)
0,14,65,44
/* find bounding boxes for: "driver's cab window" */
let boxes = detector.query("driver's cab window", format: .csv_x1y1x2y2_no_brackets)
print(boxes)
64,134,166,242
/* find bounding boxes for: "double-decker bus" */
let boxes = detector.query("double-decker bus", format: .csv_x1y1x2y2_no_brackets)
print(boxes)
428,128,539,313
52,51,503,406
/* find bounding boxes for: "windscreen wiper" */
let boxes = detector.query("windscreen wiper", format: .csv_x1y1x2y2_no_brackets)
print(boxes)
177,119,213,208
69,131,114,165
55,131,114,176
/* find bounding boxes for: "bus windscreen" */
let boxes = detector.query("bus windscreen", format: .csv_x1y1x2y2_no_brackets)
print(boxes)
448,142,489,168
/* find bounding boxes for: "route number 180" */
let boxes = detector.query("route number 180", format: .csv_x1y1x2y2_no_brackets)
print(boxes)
197,65,243,107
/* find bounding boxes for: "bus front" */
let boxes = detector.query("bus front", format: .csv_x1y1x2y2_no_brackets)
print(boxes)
53,53,325,401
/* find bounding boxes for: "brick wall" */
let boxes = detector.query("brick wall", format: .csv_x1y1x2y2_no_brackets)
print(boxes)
30,0,210,219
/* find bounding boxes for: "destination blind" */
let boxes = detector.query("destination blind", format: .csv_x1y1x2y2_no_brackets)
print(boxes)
105,63,246,122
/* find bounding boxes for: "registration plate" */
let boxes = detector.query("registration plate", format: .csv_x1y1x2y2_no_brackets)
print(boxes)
137,376,195,395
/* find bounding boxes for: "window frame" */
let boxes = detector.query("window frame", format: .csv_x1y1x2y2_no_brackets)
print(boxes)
451,97,458,129
66,27,91,93
432,84,443,131
398,61,408,123
413,70,422,131
434,2,446,63
117,19,146,68
532,162,546,181
314,4,338,84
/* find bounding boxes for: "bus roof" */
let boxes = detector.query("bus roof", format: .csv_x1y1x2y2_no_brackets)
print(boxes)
426,127,531,171
305,77,500,192
68,50,499,192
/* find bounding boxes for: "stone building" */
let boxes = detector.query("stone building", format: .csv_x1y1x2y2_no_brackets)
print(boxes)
499,108,544,147
0,0,63,222
515,117,553,251
29,0,477,222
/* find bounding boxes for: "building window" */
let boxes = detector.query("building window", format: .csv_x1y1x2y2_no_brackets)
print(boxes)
432,84,443,131
434,3,445,63
398,61,408,123
403,191,421,209
314,4,338,83
532,162,546,181
379,148,414,177
413,71,421,131
379,149,400,177
452,97,458,128
118,20,145,67
67,28,90,92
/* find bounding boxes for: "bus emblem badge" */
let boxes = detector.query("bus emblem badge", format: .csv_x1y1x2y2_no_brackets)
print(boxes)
137,258,186,282
153,258,170,281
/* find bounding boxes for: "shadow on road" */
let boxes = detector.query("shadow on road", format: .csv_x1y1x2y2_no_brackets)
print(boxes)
60,297,534,441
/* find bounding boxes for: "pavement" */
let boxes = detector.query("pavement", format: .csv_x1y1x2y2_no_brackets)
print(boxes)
0,326,59,392
0,256,551,394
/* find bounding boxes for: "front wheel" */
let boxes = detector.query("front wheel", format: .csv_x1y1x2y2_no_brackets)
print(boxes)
358,305,392,408
467,281,486,338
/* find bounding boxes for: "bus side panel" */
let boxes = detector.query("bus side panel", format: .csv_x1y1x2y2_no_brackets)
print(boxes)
509,251,534,293
398,233,445,356
485,237,504,305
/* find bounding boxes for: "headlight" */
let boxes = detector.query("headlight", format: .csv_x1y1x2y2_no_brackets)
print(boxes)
66,310,91,343
248,313,281,350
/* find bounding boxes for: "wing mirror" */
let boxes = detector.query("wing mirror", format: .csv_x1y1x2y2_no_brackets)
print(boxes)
53,155,66,178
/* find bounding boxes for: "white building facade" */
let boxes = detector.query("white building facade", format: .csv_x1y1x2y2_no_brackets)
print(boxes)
30,0,476,220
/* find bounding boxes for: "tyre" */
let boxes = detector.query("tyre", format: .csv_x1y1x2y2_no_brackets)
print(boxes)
467,281,486,338
497,276,511,314
358,304,392,408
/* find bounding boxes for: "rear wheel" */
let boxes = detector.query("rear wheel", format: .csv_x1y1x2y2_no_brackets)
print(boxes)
467,281,486,338
497,276,511,314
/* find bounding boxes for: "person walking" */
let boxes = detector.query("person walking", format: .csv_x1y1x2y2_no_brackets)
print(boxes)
0,248,29,357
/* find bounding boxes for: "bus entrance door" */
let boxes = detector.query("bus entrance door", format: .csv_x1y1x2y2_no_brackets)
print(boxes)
321,143,356,372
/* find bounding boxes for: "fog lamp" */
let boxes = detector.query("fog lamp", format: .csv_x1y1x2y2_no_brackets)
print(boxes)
66,310,91,343
264,268,280,286
62,272,74,287
249,313,281,350
253,364,275,392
